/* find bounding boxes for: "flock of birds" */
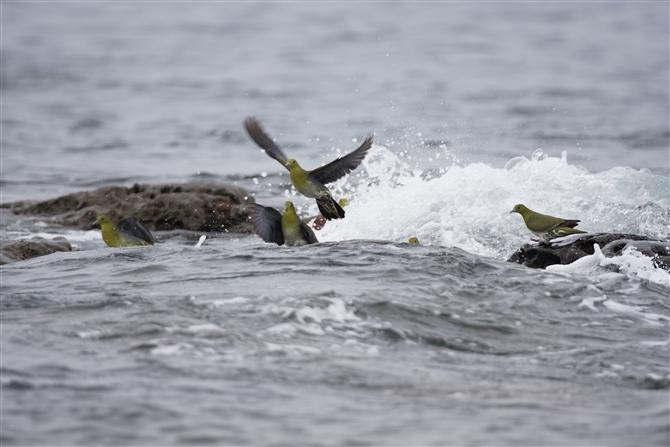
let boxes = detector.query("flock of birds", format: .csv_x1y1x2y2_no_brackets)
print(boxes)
94,117,587,248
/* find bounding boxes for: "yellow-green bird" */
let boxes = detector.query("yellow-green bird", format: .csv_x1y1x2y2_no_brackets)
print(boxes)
510,204,586,243
408,237,421,245
244,117,372,220
249,202,318,246
94,215,155,247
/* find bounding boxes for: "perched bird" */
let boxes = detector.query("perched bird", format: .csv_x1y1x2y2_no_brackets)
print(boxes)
510,204,586,243
244,117,372,220
408,237,421,245
249,201,318,246
304,197,349,230
94,215,155,247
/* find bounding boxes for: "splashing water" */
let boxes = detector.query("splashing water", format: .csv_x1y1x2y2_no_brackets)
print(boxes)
321,146,669,262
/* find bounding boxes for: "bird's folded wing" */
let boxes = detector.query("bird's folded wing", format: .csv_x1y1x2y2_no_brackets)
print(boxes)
309,135,373,185
244,117,289,166
561,219,581,229
299,221,319,244
249,204,285,245
527,213,564,232
118,217,155,244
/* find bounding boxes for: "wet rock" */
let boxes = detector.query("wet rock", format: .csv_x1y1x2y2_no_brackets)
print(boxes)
4,183,254,233
508,233,670,270
1,236,73,264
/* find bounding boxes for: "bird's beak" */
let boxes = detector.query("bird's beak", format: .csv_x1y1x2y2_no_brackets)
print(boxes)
509,210,515,214
285,161,291,167
93,220,100,228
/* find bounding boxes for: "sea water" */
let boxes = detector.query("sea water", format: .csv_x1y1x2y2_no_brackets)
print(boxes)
1,2,668,446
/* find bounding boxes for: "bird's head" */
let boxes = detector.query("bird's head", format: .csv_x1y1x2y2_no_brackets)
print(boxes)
94,215,113,229
284,202,295,211
338,198,349,208
510,204,530,216
408,237,420,245
285,159,300,170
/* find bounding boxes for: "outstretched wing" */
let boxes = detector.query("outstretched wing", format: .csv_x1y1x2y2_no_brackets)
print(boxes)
248,204,285,245
244,117,289,166
118,217,155,245
309,134,373,185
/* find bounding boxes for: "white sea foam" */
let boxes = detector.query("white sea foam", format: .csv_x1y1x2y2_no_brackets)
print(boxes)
261,322,299,337
76,330,102,339
151,343,194,356
264,342,322,357
189,296,250,308
259,297,363,342
262,322,326,337
640,340,670,347
8,230,102,243
320,147,669,280
602,299,670,324
572,276,668,323
187,323,227,337
548,244,670,287
263,297,360,325
577,295,608,312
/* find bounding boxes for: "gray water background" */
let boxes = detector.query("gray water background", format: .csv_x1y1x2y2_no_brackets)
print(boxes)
2,2,669,446
2,2,669,204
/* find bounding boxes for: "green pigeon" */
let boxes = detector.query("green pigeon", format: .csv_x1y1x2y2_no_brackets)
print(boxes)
244,117,372,220
510,204,586,242
249,201,319,246
94,215,155,247
408,237,421,245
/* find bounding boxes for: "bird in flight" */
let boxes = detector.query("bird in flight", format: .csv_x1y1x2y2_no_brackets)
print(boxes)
244,117,372,220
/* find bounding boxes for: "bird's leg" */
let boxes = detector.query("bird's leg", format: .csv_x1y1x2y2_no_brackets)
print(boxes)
312,216,326,230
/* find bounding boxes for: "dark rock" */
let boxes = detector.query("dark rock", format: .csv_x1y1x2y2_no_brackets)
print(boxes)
508,233,670,270
1,236,73,264
5,183,255,233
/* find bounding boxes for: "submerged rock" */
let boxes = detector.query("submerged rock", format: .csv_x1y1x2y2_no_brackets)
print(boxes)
1,236,73,264
4,183,254,233
508,233,670,270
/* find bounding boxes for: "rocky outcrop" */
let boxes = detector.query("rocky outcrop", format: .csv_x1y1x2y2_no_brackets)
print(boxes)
508,233,670,270
4,183,254,233
1,236,73,265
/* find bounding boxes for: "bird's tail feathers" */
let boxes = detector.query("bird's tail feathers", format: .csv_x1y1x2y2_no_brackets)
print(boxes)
316,197,345,220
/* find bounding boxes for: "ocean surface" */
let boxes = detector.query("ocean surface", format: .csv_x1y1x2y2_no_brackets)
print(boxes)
2,2,669,446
